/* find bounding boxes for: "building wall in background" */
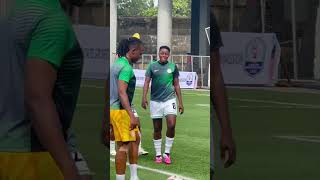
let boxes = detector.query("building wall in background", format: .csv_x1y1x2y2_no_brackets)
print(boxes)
213,0,320,79
118,17,191,55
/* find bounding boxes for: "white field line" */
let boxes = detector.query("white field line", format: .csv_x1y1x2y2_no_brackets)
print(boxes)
229,98,320,108
195,104,210,107
273,136,320,143
227,86,320,94
236,105,320,109
110,158,196,180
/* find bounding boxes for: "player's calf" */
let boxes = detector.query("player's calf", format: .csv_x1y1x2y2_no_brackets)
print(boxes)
129,132,140,164
115,143,129,178
128,132,140,180
153,118,162,139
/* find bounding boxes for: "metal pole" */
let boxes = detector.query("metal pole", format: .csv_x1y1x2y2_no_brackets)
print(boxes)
260,0,265,33
181,56,184,71
110,0,117,66
291,0,298,79
229,0,234,32
208,62,210,88
142,55,144,69
201,57,203,88
191,56,194,72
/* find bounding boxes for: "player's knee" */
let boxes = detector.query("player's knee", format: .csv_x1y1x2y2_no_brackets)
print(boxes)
135,132,141,142
153,131,161,139
118,144,129,153
154,127,162,133
167,123,176,131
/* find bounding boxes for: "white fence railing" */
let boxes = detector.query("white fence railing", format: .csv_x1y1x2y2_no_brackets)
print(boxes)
128,54,210,89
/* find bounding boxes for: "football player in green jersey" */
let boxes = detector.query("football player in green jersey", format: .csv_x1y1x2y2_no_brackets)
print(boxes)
110,37,144,180
142,46,184,165
0,0,92,179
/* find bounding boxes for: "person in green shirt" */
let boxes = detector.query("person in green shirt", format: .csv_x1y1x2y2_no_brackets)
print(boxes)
110,37,144,180
0,0,91,179
142,46,184,165
109,33,149,157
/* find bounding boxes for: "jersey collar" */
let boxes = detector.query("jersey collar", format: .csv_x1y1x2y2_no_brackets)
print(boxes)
158,60,169,65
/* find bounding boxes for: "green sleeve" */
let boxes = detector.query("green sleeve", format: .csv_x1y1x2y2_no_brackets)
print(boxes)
145,63,153,77
27,12,74,68
119,65,133,83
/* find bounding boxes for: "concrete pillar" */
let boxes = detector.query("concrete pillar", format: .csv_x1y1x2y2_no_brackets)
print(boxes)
157,0,172,54
110,0,117,65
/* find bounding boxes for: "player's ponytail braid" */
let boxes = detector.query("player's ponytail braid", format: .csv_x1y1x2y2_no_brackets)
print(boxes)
116,37,143,57
116,39,129,57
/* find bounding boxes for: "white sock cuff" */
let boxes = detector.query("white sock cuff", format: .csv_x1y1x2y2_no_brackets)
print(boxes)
129,164,138,168
153,139,162,142
166,136,174,141
116,174,125,180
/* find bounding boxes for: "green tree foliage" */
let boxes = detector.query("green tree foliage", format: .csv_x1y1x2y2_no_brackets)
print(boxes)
117,0,191,17
172,0,191,17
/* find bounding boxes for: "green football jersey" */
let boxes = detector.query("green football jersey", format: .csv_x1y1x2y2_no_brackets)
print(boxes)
0,0,83,151
110,57,136,109
145,61,179,102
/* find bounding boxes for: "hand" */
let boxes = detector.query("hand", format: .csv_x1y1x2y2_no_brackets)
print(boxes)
220,130,236,168
179,104,184,114
141,97,148,110
129,114,140,130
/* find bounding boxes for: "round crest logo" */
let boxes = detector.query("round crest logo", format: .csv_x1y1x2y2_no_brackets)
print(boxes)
244,37,267,77
186,73,193,86
167,69,172,73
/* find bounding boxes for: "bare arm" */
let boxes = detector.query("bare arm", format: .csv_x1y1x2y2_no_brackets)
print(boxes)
25,59,79,179
141,77,151,109
118,80,139,129
212,49,231,133
173,77,184,114
212,48,236,168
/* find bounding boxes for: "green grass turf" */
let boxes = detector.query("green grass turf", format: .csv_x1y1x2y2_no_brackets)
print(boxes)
72,80,107,180
109,88,210,180
73,80,210,180
72,80,320,180
214,88,320,180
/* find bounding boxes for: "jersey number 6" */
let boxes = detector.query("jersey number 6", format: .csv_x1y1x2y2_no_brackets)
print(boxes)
172,103,176,109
